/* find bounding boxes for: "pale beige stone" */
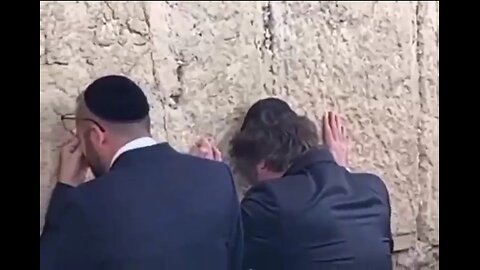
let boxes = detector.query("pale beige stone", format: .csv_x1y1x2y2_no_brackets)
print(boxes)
40,1,439,266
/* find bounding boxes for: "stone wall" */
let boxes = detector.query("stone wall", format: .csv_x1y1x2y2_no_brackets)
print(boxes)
40,2,439,269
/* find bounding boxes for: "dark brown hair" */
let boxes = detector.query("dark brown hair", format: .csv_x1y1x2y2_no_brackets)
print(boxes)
230,111,319,174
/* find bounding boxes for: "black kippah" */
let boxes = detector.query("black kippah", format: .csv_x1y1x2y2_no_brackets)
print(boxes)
84,75,149,122
241,97,296,131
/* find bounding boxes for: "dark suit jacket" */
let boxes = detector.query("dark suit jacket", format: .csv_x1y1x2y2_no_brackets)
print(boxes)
40,143,243,270
241,147,393,270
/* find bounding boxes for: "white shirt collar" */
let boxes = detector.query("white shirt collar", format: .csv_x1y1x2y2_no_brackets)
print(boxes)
110,137,157,168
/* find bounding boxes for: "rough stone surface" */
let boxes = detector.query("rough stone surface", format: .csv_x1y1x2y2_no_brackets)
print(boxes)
40,2,439,268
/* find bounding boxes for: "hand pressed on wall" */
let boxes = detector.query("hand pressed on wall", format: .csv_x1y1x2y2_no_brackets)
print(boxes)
323,111,350,168
57,136,89,187
189,137,223,162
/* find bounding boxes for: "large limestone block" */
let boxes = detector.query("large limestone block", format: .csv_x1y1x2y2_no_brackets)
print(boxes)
146,2,268,152
267,1,423,237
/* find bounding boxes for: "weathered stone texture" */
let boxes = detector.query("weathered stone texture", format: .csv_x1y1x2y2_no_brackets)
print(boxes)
40,1,439,268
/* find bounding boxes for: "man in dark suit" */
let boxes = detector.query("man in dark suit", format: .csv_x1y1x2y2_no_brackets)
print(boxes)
191,98,393,270
40,75,243,270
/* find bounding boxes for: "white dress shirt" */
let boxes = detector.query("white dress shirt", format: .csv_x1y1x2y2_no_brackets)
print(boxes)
110,137,157,168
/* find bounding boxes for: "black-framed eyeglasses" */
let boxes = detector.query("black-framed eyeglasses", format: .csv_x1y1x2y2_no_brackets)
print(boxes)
60,113,105,134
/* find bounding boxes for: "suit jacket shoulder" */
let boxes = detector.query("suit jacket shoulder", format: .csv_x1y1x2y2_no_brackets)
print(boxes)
73,149,235,209
242,182,279,221
351,172,390,205
241,181,284,269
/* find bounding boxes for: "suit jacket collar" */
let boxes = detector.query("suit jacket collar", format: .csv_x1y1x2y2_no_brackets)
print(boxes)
284,146,335,176
110,142,177,171
110,137,157,168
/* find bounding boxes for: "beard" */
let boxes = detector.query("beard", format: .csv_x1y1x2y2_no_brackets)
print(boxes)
88,158,106,178
81,133,107,178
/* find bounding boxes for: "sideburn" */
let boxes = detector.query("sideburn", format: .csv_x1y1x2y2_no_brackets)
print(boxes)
81,129,108,178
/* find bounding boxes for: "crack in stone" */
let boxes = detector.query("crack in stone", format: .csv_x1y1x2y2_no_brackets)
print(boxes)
142,2,169,141
45,61,69,66
262,2,274,53
413,1,423,246
149,51,170,142
104,1,116,20
170,58,186,109
413,2,436,267
415,1,426,221
43,16,52,65
41,29,48,64
261,1,276,94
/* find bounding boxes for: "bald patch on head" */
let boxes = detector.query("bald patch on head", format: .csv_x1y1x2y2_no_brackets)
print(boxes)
76,92,94,119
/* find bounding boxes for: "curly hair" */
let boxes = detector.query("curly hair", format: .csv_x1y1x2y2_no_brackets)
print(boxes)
230,110,319,174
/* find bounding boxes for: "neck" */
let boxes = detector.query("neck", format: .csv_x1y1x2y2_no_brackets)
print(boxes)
120,133,152,145
120,128,152,144
257,171,284,183
107,133,153,165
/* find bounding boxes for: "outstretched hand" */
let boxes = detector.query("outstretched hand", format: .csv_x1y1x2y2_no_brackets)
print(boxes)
322,111,349,168
189,137,223,162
